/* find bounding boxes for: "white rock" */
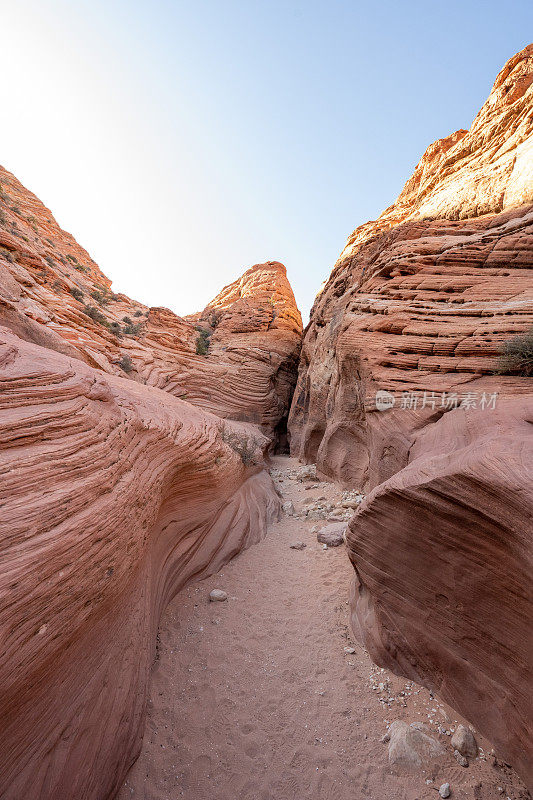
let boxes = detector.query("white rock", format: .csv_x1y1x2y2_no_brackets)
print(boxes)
281,501,295,515
439,783,451,798
344,646,356,654
209,589,227,602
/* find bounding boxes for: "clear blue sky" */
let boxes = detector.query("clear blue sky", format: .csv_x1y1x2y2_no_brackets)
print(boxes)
1,1,532,321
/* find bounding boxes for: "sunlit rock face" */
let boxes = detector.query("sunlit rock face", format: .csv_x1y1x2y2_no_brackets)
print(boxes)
289,45,533,488
0,169,302,443
0,325,281,800
288,46,533,789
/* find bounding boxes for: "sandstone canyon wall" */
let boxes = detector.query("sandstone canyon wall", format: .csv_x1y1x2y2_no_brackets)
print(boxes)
0,326,282,800
0,170,301,798
289,46,533,786
289,45,533,487
0,166,302,444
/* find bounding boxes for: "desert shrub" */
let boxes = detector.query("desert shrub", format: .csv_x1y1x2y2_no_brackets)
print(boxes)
118,354,133,373
45,255,55,268
133,310,143,317
69,287,84,301
122,316,133,325
496,328,533,376
83,304,110,328
66,254,78,264
74,264,89,273
195,327,211,356
0,246,15,263
123,322,142,336
90,286,112,306
110,321,123,337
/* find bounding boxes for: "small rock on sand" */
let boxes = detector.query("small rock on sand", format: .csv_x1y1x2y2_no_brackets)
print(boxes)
282,501,295,515
344,646,356,654
209,589,228,602
289,541,306,550
451,725,478,758
453,749,468,767
439,783,451,798
317,523,345,547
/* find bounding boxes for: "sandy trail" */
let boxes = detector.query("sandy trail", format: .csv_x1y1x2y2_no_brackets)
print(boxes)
118,456,527,800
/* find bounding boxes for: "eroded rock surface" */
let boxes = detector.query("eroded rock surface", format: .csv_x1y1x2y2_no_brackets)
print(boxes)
289,46,533,488
0,168,302,443
289,46,533,789
347,398,533,787
0,326,281,800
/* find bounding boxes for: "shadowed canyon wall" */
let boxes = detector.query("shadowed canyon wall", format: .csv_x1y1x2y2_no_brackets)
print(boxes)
0,326,282,800
289,46,533,787
0,169,301,798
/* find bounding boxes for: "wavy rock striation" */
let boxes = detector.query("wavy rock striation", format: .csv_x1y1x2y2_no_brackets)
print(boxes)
0,168,302,443
347,398,533,786
0,325,281,800
289,45,533,488
289,46,533,787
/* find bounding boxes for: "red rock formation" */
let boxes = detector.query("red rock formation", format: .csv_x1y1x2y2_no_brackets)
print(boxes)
141,262,302,444
0,165,301,798
0,325,280,800
289,46,533,787
0,167,302,443
347,398,533,787
289,46,533,487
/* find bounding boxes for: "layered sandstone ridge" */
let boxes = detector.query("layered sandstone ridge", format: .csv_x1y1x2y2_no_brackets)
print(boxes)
288,46,533,788
339,44,533,262
289,46,533,487
0,165,302,442
0,325,281,800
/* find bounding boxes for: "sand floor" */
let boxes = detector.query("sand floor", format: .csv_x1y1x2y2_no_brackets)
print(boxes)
117,456,528,800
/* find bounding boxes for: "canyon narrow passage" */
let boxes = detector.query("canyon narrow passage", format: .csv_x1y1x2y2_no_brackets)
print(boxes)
117,457,527,800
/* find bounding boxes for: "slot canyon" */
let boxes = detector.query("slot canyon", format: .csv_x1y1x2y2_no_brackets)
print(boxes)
0,44,532,800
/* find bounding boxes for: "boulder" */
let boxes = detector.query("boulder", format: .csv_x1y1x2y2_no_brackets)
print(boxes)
451,726,478,759
317,523,346,547
387,721,446,771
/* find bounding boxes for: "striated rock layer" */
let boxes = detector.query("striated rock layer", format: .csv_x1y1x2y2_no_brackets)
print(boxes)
289,45,533,488
289,46,533,786
0,166,302,443
347,398,533,787
0,325,281,800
